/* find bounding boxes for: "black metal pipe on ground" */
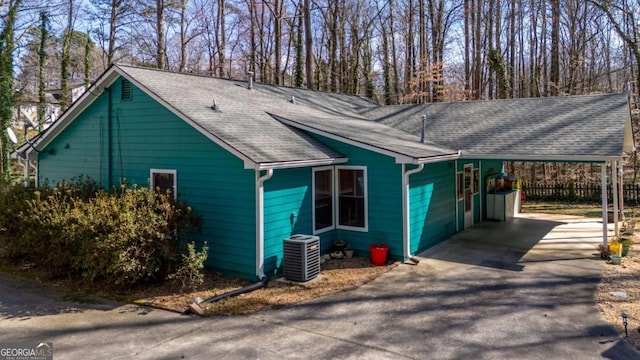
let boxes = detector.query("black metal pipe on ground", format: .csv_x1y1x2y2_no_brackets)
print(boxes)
183,277,269,316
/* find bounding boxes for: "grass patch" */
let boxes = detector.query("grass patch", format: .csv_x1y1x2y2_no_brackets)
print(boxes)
522,201,636,218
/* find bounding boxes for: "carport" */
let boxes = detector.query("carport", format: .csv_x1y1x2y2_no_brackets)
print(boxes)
373,92,636,248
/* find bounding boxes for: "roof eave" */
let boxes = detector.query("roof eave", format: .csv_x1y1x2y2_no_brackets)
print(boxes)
23,65,120,156
254,157,349,170
273,114,456,165
412,151,461,164
460,152,621,163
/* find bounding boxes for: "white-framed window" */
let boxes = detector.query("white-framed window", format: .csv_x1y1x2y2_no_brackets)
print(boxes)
313,167,334,233
336,166,368,231
150,169,177,199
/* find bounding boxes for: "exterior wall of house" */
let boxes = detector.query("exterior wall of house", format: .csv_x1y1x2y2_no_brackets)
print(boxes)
37,77,259,279
408,161,457,254
294,135,405,260
37,95,108,184
263,167,314,276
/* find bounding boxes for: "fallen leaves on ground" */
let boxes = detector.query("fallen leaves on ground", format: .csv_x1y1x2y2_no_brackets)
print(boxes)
596,234,640,350
130,256,398,316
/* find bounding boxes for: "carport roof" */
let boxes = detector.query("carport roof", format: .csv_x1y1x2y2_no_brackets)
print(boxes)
361,93,634,162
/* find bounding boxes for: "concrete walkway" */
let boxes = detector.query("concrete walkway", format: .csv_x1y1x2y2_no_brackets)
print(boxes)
1,213,639,359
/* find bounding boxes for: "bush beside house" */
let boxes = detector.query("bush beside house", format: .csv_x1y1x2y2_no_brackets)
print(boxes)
0,179,203,290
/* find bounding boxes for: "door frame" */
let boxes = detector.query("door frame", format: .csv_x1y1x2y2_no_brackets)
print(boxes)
464,164,473,229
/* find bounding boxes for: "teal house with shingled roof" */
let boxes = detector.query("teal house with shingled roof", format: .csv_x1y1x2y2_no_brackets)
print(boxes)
16,64,634,280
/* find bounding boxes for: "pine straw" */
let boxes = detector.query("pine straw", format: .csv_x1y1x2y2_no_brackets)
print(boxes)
131,257,398,316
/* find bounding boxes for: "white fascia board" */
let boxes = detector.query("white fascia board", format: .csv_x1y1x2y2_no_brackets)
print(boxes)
256,157,349,170
412,151,461,164
29,65,258,170
623,105,635,152
24,67,120,156
115,66,258,170
274,115,453,165
460,152,619,163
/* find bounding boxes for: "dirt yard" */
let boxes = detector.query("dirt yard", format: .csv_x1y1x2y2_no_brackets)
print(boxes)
596,234,640,349
130,256,398,316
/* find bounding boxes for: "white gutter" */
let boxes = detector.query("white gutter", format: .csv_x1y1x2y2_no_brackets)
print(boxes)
460,152,621,163
402,163,424,264
413,151,461,164
256,168,274,280
257,157,348,170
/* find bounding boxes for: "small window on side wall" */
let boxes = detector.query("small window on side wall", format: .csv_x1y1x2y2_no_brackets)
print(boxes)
151,169,177,199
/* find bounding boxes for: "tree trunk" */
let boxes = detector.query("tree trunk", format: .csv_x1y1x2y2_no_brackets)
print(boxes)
549,0,560,96
61,0,73,110
179,0,187,72
156,0,166,69
38,11,47,130
216,0,226,77
304,0,313,89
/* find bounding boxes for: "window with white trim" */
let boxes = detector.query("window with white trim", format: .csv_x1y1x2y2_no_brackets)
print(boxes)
150,169,177,199
336,166,367,230
313,167,334,233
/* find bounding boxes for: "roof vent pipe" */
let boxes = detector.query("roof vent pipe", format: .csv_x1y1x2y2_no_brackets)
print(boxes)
247,71,254,90
210,99,220,112
420,115,427,144
289,96,296,104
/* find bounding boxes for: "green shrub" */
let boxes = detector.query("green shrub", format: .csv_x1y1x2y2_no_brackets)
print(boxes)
168,241,208,292
0,179,202,289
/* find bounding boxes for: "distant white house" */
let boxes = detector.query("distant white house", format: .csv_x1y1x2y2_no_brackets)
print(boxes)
13,83,87,130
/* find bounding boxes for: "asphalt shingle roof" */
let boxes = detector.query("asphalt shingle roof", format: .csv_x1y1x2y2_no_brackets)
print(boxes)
117,65,357,167
116,64,459,165
31,65,630,165
362,93,631,160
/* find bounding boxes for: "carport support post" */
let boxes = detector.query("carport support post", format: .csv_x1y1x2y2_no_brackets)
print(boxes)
601,162,608,248
612,161,619,237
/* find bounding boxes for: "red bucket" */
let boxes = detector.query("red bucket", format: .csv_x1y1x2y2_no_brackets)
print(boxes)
369,244,389,266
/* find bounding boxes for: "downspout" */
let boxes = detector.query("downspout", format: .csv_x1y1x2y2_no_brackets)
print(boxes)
454,160,458,232
478,161,483,220
402,163,424,264
182,167,274,316
612,160,619,237
256,168,274,280
107,87,113,188
601,162,608,248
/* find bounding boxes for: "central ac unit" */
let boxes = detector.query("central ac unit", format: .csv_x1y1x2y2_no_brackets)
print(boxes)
283,234,320,282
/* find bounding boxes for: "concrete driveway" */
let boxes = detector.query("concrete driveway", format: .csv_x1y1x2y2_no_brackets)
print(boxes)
1,213,639,359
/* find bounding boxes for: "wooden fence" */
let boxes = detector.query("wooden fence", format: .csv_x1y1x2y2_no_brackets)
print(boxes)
521,182,640,205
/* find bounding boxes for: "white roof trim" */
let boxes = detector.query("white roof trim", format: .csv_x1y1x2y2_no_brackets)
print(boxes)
460,152,620,163
255,157,348,170
115,65,258,169
273,115,458,164
623,106,635,152
24,65,259,169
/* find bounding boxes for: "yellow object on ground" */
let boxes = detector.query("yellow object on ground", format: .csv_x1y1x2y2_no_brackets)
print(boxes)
608,242,622,257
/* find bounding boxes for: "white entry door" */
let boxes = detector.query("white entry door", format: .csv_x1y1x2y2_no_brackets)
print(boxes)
464,164,473,229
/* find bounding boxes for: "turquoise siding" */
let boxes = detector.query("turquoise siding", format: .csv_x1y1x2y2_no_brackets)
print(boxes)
38,96,108,184
409,161,457,254
306,135,404,260
38,78,258,279
263,167,313,275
